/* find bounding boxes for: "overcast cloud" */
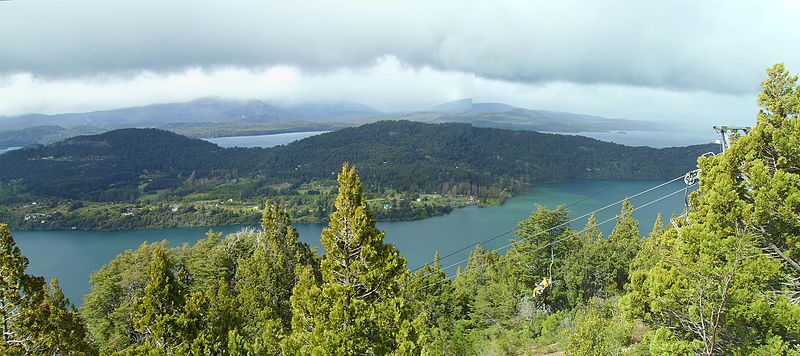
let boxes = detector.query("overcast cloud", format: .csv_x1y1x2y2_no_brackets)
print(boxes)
1,0,799,125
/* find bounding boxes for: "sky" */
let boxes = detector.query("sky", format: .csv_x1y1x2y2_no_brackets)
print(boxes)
1,0,799,128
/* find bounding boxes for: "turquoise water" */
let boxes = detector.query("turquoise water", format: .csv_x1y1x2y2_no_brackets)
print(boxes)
205,131,329,148
12,179,691,305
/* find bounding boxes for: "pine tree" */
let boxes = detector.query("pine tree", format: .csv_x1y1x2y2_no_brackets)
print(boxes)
469,253,525,329
132,244,185,352
286,163,411,355
0,224,97,354
563,213,613,305
319,163,406,302
178,278,238,355
607,199,640,291
688,63,800,293
511,205,573,308
233,200,313,353
407,251,455,324
621,214,668,320
0,224,30,352
27,278,97,355
403,251,462,354
623,64,800,354
451,244,499,317
648,213,665,240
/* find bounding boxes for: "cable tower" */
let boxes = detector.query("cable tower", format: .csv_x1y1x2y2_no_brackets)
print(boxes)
713,125,751,153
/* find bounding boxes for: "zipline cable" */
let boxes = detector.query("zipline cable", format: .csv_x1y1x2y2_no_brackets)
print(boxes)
421,181,620,270
413,141,716,273
411,174,685,276
412,186,687,292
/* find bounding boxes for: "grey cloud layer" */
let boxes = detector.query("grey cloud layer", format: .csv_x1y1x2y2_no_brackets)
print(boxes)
1,0,799,94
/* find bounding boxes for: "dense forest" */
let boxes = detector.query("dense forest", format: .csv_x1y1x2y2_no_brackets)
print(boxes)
0,120,707,200
0,120,709,230
0,64,797,354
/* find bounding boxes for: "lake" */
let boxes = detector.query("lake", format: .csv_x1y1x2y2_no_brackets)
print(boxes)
545,130,719,148
205,131,329,148
0,146,21,155
203,129,716,150
12,179,692,306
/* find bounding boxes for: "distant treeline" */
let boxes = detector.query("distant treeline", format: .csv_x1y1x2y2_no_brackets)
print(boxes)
0,120,711,203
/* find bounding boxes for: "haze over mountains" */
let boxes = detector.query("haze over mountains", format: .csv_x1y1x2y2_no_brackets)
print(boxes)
0,98,673,148
0,98,382,130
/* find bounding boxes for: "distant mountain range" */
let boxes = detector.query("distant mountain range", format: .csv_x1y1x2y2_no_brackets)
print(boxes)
0,97,673,148
422,98,665,132
430,98,515,113
0,98,382,131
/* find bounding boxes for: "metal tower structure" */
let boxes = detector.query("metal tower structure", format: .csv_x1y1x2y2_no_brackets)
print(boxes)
713,125,751,153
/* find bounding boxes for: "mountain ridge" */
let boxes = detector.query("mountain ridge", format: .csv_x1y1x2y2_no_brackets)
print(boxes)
0,98,383,131
0,120,711,202
0,98,673,149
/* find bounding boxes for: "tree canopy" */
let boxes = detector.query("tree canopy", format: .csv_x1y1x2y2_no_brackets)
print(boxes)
2,64,799,354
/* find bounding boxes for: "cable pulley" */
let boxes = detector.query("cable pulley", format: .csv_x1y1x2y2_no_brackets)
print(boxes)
683,169,700,186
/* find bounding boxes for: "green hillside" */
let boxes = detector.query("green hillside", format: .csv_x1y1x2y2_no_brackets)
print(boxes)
0,121,708,200
0,121,711,230
0,64,797,355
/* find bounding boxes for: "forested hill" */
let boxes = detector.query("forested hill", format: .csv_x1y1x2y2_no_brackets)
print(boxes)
0,121,712,201
273,121,707,187
0,129,249,200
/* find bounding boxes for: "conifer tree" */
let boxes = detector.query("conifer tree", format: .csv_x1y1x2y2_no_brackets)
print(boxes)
132,244,184,352
469,252,525,329
407,252,455,324
648,213,665,240
624,64,800,354
319,163,406,302
0,224,30,352
404,252,462,354
178,278,238,355
233,200,313,353
286,163,411,355
0,224,97,354
607,199,640,291
685,63,800,295
510,205,573,308
563,213,613,305
621,213,667,319
28,278,97,355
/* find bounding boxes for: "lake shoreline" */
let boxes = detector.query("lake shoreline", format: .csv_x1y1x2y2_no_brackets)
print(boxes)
1,192,486,232
204,130,330,147
13,179,690,305
3,176,682,232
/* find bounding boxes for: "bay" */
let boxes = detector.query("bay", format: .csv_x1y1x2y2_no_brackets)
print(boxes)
203,129,718,150
205,131,329,148
0,146,22,155
12,179,692,305
552,130,718,148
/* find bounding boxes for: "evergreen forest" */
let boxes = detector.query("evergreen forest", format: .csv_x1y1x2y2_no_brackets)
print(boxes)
0,115,707,231
0,64,798,354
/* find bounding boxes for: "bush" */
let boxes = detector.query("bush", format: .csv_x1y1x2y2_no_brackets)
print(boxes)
566,298,632,356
